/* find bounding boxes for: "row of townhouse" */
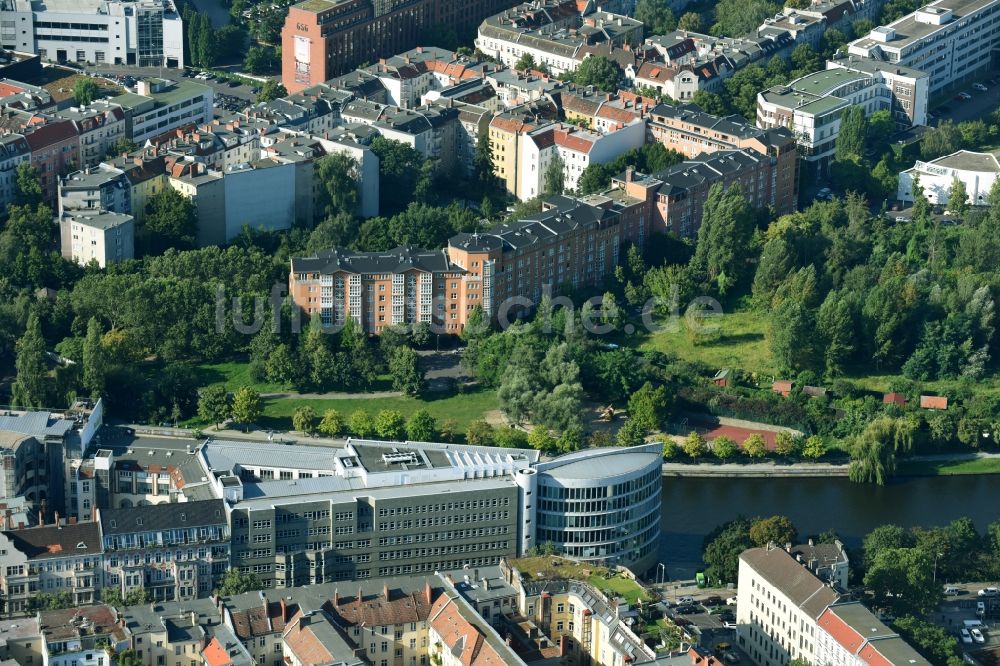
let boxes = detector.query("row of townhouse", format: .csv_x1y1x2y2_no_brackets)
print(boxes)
1,559,701,666
474,0,643,76
0,499,230,614
736,544,930,666
0,77,210,208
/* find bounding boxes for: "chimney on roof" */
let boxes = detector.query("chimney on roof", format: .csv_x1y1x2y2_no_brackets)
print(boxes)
333,589,340,606
69,516,76,525
38,510,43,526
279,597,287,623
424,581,433,605
808,538,814,547
785,542,792,552
55,511,61,527
625,166,635,182
383,582,390,601
560,634,568,656
358,587,363,605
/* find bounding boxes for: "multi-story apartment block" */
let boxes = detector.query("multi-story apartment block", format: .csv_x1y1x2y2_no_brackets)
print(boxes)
757,60,927,175
500,558,659,665
111,79,213,144
736,545,840,666
0,400,104,518
0,0,184,68
487,100,560,194
39,605,129,666
846,0,1000,94
815,602,930,665
0,521,103,615
120,598,221,666
649,102,796,161
361,46,496,109
59,210,134,268
289,245,465,333
98,500,230,602
515,119,647,200
220,591,290,666
58,166,132,217
611,149,790,237
789,539,850,592
23,119,79,202
57,104,126,168
293,191,650,333
280,0,519,93
102,152,169,222
736,545,928,666
0,132,29,212
475,0,642,76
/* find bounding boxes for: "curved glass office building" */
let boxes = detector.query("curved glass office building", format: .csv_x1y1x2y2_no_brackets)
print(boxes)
522,443,663,577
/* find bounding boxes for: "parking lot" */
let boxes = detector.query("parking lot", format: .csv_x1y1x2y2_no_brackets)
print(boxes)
653,590,747,663
82,64,261,103
929,75,1000,125
933,584,1000,654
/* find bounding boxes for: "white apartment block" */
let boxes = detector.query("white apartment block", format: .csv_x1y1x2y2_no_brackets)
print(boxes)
59,209,134,268
0,0,183,68
814,602,930,666
757,60,928,176
846,0,1000,93
516,118,646,200
113,78,213,144
736,545,839,666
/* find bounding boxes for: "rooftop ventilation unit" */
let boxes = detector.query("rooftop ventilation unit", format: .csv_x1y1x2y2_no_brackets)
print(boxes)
382,452,418,465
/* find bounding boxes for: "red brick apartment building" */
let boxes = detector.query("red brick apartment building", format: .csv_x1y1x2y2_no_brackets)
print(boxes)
647,102,798,217
281,0,519,92
289,193,649,334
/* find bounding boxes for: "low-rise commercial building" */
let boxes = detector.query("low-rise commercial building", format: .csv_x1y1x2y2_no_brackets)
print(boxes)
846,0,1000,94
897,149,1000,206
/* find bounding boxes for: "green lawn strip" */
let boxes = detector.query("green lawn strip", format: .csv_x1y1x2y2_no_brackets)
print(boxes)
897,457,1000,476
191,360,285,393
257,390,498,432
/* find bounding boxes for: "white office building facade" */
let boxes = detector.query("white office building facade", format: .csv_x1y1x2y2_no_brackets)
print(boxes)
0,0,184,68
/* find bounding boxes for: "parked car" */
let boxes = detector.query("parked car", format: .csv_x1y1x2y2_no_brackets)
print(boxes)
977,601,986,615
676,605,699,615
972,83,988,91
723,620,738,629
726,597,738,606
704,596,724,607
945,586,961,596
978,587,999,597
958,92,972,100
960,629,973,644
678,595,695,604
971,628,986,644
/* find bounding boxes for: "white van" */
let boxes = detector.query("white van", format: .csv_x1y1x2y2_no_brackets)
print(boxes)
963,619,983,628
944,586,960,596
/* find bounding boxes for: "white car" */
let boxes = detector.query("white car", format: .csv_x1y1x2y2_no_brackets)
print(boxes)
971,628,985,644
723,620,737,629
960,629,973,644
978,587,999,597
958,91,973,100
726,597,738,606
973,83,988,91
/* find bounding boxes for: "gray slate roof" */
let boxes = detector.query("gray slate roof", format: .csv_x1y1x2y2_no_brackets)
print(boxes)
740,547,840,619
100,499,226,535
291,246,463,275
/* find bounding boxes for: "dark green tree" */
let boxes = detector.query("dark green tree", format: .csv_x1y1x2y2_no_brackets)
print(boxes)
11,313,49,408
82,316,107,398
197,384,231,429
73,78,99,106
142,188,198,254
388,346,423,395
572,56,622,92
216,568,264,596
406,409,437,441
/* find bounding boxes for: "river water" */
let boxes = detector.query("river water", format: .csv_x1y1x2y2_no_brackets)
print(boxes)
660,474,1000,579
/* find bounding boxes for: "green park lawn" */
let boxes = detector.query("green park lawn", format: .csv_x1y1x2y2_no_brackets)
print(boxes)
190,360,286,393
639,308,777,376
257,389,498,432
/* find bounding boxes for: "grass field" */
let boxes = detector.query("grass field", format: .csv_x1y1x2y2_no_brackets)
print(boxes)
897,457,1000,476
191,361,286,393
257,390,498,431
639,308,777,376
